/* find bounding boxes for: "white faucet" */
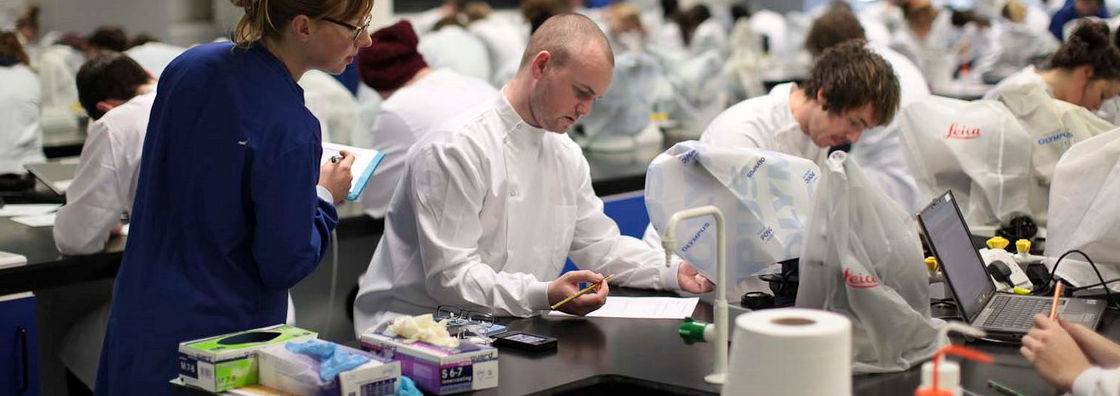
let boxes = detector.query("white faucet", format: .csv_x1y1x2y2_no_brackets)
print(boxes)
662,206,727,385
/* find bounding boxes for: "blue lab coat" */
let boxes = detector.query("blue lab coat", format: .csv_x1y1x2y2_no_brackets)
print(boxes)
1049,0,1110,40
94,42,338,395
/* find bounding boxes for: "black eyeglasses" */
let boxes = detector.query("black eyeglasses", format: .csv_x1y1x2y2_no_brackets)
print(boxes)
322,15,372,43
435,305,496,339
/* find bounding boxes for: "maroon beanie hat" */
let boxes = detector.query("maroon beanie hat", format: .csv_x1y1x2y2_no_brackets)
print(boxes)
358,20,428,92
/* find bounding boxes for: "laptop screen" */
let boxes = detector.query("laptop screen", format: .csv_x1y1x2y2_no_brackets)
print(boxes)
918,191,996,322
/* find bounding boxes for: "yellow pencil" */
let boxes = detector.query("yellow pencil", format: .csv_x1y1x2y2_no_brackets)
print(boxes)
550,274,614,310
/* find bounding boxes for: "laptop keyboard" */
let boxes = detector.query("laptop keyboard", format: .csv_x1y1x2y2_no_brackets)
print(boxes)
982,295,1059,330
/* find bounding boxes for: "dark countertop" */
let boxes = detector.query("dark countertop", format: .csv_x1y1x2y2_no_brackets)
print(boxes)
168,287,1100,395
480,288,1086,396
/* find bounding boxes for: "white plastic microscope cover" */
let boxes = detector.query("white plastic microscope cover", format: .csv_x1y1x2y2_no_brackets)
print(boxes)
1046,128,1120,288
645,141,820,287
796,151,944,373
986,82,1115,225
899,96,1032,228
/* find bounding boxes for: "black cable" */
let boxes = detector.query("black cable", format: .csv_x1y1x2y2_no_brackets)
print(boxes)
1045,250,1117,309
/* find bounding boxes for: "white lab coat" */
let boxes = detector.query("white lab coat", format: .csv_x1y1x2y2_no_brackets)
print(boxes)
468,15,528,87
689,18,728,59
418,25,492,83
125,42,186,79
37,44,80,137
700,82,828,164
0,63,44,174
54,91,154,255
359,69,498,218
299,69,358,145
749,9,789,56
1097,96,1120,125
984,20,1060,83
353,93,682,335
1074,366,1120,396
891,11,1001,87
983,65,1050,100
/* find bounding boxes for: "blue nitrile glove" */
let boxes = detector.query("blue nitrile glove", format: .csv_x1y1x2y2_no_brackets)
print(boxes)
398,376,421,396
285,340,371,382
285,339,334,359
319,349,369,382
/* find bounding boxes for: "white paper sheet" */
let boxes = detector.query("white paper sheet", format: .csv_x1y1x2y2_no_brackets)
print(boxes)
12,213,56,227
548,296,700,319
0,204,61,217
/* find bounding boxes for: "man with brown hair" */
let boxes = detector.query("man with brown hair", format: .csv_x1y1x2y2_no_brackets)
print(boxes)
354,13,712,334
701,39,900,165
802,8,929,212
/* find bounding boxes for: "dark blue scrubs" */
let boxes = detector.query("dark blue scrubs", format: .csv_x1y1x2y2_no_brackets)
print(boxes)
94,41,338,395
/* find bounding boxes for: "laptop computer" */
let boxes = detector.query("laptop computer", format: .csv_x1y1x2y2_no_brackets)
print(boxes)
24,161,78,195
918,190,1104,338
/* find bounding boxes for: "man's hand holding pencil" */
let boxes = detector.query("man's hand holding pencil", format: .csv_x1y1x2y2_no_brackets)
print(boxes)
548,271,612,316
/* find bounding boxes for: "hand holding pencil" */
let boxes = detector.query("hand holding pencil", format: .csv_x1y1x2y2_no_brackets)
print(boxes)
547,271,612,316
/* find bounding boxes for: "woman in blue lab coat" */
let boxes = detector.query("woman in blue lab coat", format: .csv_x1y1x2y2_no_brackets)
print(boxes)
94,0,373,394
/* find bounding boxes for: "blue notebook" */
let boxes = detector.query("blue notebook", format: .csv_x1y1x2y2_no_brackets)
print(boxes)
321,143,386,201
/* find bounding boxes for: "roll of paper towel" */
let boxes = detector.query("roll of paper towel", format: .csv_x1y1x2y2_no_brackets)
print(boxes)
723,308,852,396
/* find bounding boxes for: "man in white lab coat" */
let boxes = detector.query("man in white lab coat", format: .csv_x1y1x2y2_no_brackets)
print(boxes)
700,39,900,165
357,20,499,218
51,52,152,391
54,53,153,256
803,8,929,212
641,39,901,297
353,13,713,334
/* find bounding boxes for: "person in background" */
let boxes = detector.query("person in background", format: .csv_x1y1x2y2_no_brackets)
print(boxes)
0,31,44,190
353,13,713,335
1049,0,1108,41
55,53,153,255
642,40,901,298
891,0,999,87
681,4,727,58
418,16,492,82
803,7,928,212
14,4,41,57
984,20,1120,112
522,0,572,34
701,39,899,164
93,0,369,392
984,0,1061,83
357,20,498,219
83,26,127,60
123,33,186,79
464,0,528,86
51,52,153,393
1022,314,1120,395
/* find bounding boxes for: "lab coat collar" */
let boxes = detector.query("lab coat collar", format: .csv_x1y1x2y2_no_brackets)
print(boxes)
247,42,305,103
768,82,799,130
496,86,547,145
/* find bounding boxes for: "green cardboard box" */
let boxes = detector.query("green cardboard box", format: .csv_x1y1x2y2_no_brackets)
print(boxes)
177,324,317,392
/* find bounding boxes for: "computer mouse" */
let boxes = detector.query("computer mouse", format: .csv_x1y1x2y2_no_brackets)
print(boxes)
987,260,1014,287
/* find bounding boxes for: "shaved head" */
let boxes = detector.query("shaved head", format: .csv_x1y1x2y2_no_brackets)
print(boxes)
519,13,614,70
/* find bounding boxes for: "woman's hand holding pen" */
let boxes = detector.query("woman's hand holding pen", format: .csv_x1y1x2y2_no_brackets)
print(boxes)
319,150,354,204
